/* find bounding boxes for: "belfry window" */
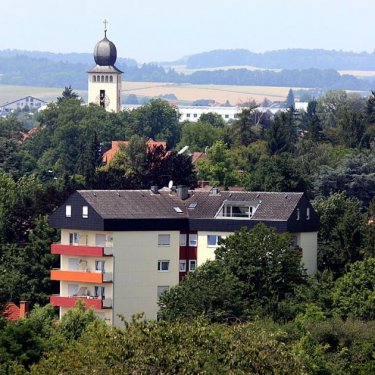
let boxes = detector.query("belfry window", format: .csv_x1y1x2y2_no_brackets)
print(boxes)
93,76,96,82
110,76,113,83
105,76,109,82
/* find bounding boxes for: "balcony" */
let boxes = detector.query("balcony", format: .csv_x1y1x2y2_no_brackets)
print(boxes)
51,270,113,283
51,244,113,257
50,295,112,309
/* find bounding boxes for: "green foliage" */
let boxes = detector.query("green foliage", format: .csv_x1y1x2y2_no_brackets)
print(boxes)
313,193,369,277
57,301,99,341
31,317,303,374
160,224,306,322
332,258,375,320
177,120,224,152
198,112,225,128
244,153,309,193
129,99,181,147
195,141,239,187
267,110,296,155
285,88,295,109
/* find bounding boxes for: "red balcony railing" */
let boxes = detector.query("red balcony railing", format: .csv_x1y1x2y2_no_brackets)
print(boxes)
50,295,112,309
51,244,113,257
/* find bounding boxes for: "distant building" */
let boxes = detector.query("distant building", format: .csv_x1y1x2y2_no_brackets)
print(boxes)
178,106,241,122
0,96,46,112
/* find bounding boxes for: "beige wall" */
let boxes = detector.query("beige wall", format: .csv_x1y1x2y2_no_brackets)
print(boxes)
112,231,180,324
61,229,113,248
295,232,318,275
197,231,232,265
88,73,121,112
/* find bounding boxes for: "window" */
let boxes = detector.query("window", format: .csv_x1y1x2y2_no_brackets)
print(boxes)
207,235,221,247
158,234,170,246
95,260,105,272
296,208,300,221
69,232,80,245
173,207,183,213
225,114,229,118
179,260,186,272
95,234,106,247
158,260,170,272
66,205,71,217
93,76,96,82
193,113,197,118
306,208,310,220
186,113,190,117
157,286,170,299
68,284,79,296
94,286,105,299
68,258,80,270
110,76,113,83
189,234,198,247
189,260,197,272
179,234,187,246
219,201,258,218
188,202,197,209
82,206,88,218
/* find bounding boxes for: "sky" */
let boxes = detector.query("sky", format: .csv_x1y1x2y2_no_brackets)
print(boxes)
2,0,375,63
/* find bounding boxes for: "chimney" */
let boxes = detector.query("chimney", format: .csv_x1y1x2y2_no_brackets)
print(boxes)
19,301,30,318
177,185,189,200
150,186,159,194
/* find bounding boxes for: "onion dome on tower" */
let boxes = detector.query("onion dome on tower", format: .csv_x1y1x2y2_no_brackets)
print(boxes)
93,20,117,66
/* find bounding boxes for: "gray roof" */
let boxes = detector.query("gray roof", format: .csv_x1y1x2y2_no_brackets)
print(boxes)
78,190,304,221
87,65,123,74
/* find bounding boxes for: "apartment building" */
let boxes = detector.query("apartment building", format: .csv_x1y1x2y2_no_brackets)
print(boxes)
49,187,319,325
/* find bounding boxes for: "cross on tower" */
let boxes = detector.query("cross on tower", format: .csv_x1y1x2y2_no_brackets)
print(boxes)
103,19,108,36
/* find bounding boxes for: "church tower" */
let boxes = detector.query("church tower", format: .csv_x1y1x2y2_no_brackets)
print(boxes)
88,21,123,112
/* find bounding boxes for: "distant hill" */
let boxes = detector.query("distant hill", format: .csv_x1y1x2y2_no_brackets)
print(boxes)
0,49,138,67
184,49,375,70
0,50,374,92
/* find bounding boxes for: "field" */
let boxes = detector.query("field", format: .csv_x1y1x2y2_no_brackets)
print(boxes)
122,81,294,104
167,64,281,75
339,70,375,77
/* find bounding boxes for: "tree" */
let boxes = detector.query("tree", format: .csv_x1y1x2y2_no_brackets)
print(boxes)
332,258,375,320
177,120,224,152
57,86,79,103
195,141,239,188
301,100,323,142
129,99,181,147
267,110,296,155
313,193,369,277
285,89,295,109
199,112,225,128
159,224,307,321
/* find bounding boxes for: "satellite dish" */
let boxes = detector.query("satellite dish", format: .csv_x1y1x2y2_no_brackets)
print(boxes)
168,180,173,189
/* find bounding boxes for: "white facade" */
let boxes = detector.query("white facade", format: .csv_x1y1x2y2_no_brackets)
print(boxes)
0,96,46,112
178,106,241,122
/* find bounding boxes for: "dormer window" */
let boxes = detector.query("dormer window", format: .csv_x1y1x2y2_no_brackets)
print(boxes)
82,206,88,219
216,200,260,219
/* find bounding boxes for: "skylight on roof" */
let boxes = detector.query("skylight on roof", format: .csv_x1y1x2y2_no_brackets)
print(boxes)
173,207,183,213
188,202,197,209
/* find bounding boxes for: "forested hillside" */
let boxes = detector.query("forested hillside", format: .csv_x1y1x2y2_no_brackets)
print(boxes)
184,48,375,70
1,50,374,90
0,89,374,373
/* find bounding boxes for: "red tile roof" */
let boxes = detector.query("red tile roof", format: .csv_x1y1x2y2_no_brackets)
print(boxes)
102,140,167,164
